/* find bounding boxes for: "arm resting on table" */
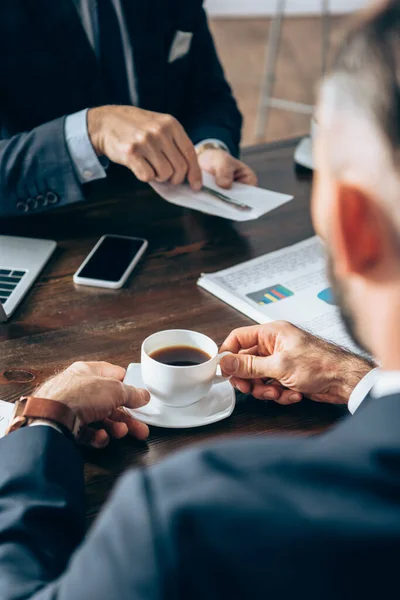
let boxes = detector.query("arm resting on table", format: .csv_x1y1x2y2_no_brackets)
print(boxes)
0,427,85,599
0,425,160,600
1,393,399,599
0,116,86,217
65,109,108,184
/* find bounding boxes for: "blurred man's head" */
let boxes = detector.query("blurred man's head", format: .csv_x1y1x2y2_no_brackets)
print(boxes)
312,0,400,363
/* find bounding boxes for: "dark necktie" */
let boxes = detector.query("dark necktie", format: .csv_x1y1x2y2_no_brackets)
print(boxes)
97,0,131,105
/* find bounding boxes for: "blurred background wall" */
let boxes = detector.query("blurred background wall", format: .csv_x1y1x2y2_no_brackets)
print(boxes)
205,1,367,146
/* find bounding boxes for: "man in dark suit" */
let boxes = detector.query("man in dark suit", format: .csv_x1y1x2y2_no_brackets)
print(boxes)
0,0,255,217
1,1,400,598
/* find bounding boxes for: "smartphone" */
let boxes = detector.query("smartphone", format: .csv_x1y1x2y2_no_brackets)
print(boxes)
73,235,148,289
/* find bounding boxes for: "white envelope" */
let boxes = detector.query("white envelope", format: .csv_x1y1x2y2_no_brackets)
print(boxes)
168,30,193,63
150,171,293,222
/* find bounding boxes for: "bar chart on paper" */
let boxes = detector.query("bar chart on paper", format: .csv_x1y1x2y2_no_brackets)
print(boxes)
247,284,294,305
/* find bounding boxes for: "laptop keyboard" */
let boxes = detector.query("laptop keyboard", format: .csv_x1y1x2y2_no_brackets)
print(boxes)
0,268,27,304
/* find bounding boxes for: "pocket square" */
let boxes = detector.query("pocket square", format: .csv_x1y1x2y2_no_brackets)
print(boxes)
168,30,193,63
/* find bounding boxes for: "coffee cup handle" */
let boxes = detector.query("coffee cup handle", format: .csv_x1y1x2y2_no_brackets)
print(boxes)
212,352,232,385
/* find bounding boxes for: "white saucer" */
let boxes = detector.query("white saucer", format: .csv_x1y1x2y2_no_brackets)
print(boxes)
123,363,236,429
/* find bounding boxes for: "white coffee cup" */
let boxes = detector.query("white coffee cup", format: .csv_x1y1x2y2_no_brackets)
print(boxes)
141,329,230,407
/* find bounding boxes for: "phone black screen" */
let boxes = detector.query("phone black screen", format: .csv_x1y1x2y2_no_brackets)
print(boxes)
78,236,145,282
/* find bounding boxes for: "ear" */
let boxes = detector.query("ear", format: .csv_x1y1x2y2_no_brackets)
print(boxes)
331,183,383,276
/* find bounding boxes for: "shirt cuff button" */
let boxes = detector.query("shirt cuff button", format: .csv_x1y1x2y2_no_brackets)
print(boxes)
16,202,28,213
26,198,38,211
83,170,94,180
45,192,59,204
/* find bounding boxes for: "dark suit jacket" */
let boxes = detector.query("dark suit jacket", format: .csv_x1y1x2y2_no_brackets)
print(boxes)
0,392,399,599
0,0,242,217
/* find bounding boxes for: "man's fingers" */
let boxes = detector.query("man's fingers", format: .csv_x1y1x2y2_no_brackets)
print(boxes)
97,380,150,412
251,382,303,405
173,129,202,191
144,145,174,182
275,390,303,405
197,150,235,189
186,150,203,191
220,325,265,354
161,141,188,185
79,427,110,449
109,407,150,440
236,171,258,186
251,382,284,400
235,165,258,186
121,384,150,409
102,418,129,439
214,160,235,189
230,375,302,406
239,345,259,356
230,377,266,395
220,353,277,380
127,155,156,182
126,418,150,440
230,377,252,394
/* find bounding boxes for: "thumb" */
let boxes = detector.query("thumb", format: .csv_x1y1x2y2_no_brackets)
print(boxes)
214,161,235,189
220,353,277,380
121,384,150,409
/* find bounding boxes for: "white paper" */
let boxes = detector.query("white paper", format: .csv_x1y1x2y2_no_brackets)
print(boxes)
0,400,14,438
150,171,293,221
198,237,361,354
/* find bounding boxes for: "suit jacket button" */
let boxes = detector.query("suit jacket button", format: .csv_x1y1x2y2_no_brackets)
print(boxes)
46,191,59,205
16,202,28,213
26,198,38,211
36,194,45,207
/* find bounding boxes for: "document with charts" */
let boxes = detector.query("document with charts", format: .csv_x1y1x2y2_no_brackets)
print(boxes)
198,236,360,353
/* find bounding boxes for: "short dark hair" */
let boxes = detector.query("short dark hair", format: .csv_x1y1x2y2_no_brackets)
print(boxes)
329,0,400,152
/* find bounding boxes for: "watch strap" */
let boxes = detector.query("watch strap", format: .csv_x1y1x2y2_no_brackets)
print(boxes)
196,141,228,156
6,397,80,439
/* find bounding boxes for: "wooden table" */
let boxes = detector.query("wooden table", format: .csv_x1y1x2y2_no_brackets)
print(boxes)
0,138,344,525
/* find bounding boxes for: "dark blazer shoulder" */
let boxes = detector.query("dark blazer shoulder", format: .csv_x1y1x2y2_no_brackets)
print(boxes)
138,394,400,598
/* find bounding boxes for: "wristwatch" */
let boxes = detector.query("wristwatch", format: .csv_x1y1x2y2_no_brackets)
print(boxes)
196,141,228,156
6,396,81,440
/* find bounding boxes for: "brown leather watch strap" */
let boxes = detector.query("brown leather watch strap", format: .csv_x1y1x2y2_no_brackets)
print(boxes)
6,396,80,439
22,397,76,431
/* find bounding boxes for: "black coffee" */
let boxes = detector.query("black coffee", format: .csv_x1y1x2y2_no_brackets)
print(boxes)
150,345,211,367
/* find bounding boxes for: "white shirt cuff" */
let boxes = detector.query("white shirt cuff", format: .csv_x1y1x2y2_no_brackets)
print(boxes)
348,367,380,414
29,421,63,435
195,139,230,154
65,109,108,184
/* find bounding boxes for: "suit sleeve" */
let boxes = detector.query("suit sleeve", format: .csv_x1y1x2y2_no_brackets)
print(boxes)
56,393,400,600
0,426,161,600
1,394,399,599
0,426,85,600
181,7,243,157
0,116,86,217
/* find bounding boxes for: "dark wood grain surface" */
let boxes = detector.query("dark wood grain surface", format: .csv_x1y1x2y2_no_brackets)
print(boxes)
0,138,345,523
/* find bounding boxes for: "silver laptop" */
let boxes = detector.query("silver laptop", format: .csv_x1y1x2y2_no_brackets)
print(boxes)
0,236,56,321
